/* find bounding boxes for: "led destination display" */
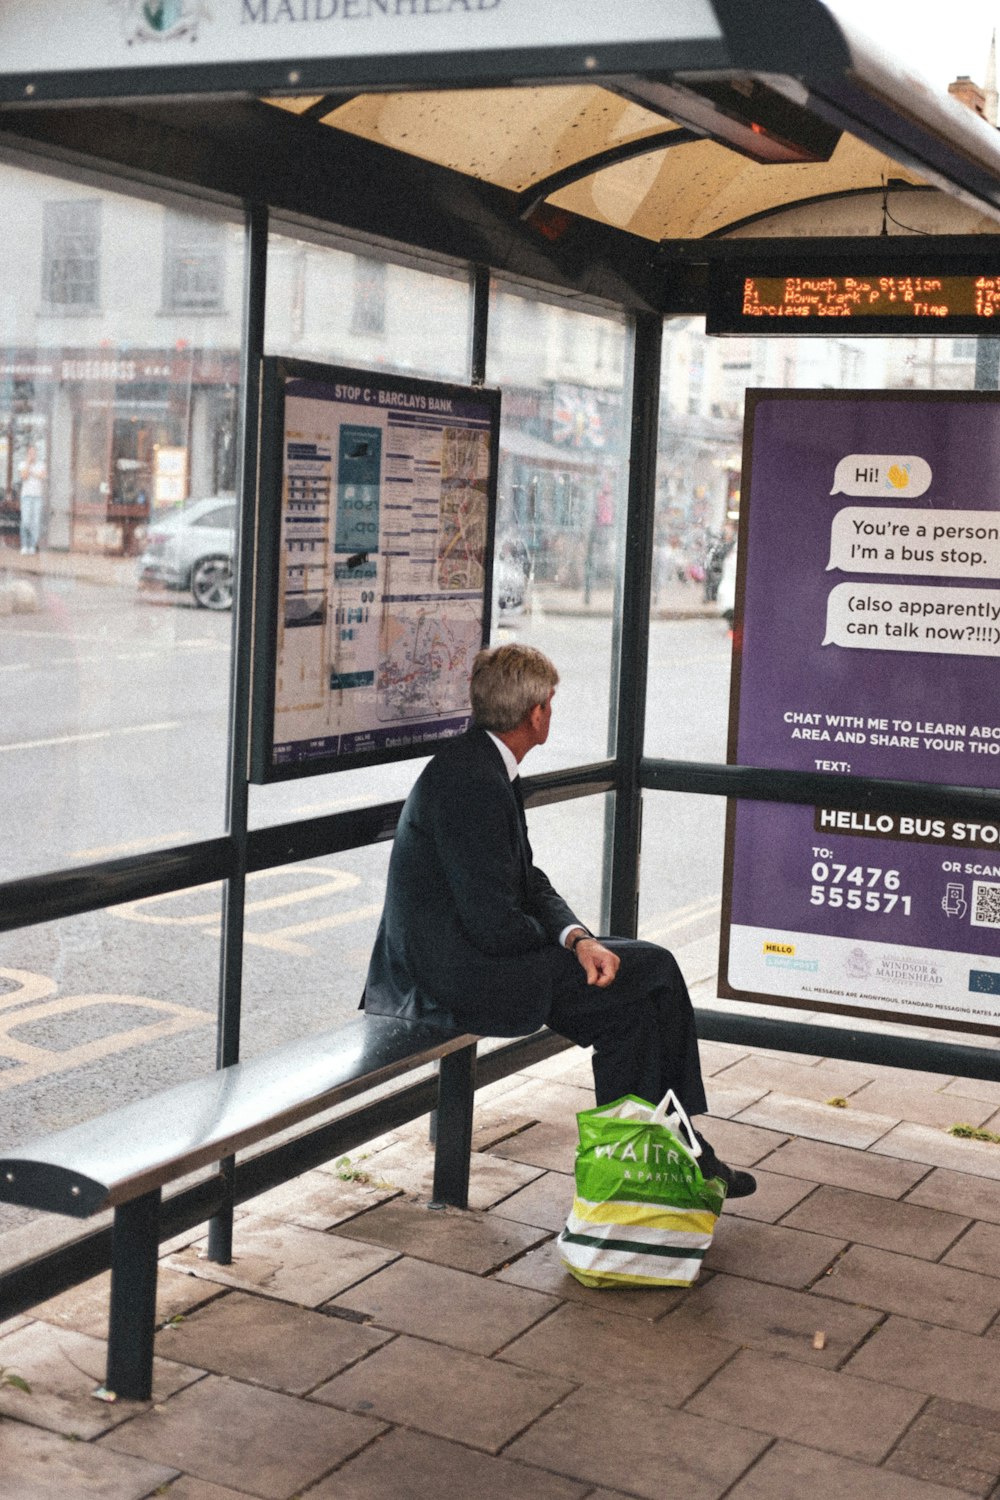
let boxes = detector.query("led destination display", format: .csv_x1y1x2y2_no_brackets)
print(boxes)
708,269,1000,335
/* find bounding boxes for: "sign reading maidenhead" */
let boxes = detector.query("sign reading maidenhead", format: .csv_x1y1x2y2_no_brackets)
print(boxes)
0,1,724,101
721,390,1000,1037
250,358,500,783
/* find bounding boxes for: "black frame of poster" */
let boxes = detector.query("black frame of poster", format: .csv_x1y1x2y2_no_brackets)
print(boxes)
250,356,500,784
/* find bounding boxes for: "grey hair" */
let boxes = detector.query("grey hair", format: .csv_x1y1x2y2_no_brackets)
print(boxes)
469,643,559,732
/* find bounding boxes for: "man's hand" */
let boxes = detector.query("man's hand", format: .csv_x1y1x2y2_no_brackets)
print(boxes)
573,937,620,988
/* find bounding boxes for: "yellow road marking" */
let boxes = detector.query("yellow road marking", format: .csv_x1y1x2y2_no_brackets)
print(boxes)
71,831,196,861
0,967,208,1093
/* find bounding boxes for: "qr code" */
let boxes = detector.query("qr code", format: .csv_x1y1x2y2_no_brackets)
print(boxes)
971,881,1000,927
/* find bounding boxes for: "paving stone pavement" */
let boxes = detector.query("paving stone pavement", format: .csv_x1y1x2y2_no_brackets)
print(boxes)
3,1037,1000,1500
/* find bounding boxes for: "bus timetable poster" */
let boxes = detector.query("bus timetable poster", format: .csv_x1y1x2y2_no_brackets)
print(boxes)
721,389,1000,1034
250,359,500,782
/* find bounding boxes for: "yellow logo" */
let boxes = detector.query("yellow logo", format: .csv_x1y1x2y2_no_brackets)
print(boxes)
763,941,795,956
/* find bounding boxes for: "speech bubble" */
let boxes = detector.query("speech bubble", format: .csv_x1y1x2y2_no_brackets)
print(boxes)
823,582,1000,655
827,507,1000,578
830,455,932,498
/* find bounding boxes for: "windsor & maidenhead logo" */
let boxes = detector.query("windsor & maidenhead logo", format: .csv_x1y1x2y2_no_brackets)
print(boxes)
109,0,210,43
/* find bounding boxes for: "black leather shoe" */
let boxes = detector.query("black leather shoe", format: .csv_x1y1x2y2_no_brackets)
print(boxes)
696,1137,758,1199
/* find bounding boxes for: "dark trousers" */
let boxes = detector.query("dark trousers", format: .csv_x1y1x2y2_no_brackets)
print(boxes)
542,938,708,1115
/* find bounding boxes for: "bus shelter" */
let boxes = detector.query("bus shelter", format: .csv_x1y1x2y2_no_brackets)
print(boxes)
2,0,1000,1309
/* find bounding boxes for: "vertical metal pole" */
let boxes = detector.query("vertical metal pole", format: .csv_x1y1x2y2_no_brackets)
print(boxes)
429,265,490,1150
106,1189,161,1401
470,264,490,386
207,203,269,1265
608,313,662,936
431,1045,478,1208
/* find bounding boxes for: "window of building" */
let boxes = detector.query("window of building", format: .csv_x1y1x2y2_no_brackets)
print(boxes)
163,211,226,313
42,199,101,312
350,255,387,335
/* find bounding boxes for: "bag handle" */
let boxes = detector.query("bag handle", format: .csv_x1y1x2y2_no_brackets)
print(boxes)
649,1088,701,1156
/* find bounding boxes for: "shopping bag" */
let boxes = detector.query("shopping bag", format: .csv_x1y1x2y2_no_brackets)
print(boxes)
557,1088,725,1289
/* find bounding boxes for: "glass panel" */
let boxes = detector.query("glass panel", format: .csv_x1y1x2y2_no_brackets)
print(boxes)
0,157,244,881
487,282,632,771
253,236,475,829
637,789,726,1003
237,793,612,1059
0,892,221,1267
264,231,471,382
647,315,982,763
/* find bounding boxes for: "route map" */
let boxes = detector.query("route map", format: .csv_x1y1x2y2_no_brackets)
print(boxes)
258,362,499,778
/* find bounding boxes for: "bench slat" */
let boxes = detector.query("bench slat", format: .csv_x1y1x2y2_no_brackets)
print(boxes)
0,1016,475,1217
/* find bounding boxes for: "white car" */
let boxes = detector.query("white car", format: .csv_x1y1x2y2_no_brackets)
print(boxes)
138,496,237,610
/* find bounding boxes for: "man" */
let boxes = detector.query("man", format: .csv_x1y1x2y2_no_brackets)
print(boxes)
364,642,754,1196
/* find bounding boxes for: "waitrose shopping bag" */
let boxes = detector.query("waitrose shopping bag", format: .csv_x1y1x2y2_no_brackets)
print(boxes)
557,1089,725,1288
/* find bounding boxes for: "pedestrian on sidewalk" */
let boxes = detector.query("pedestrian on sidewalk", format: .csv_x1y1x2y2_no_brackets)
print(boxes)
18,444,46,555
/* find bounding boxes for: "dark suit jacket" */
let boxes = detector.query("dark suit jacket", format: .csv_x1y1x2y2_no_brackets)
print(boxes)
363,727,580,1034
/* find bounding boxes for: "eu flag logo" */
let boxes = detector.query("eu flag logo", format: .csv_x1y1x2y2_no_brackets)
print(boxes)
969,970,1000,995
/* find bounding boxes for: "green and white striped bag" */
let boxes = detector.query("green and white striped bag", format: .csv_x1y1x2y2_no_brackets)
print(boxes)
557,1089,725,1288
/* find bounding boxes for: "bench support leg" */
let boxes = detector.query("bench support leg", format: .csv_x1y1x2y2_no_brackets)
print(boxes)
106,1188,161,1401
431,1044,477,1209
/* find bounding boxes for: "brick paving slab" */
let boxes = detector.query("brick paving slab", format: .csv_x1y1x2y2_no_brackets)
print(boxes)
494,1241,693,1317
942,1219,1000,1276
488,1168,574,1231
150,1480,259,1500
723,1439,972,1500
153,1288,392,1393
361,1137,542,1206
499,1300,737,1399
734,1093,895,1148
712,1054,880,1102
759,1136,931,1196
844,1315,1000,1410
883,1395,1000,1497
905,1166,1000,1222
307,1427,590,1500
940,1076,1000,1105
0,1314,30,1336
0,1322,201,1438
696,1040,754,1075
244,1167,400,1230
31,1266,225,1341
717,1168,817,1223
329,1255,557,1354
869,1122,1000,1179
686,1347,925,1462
102,1374,385,1500
0,1418,179,1500
506,1383,770,1500
489,1118,579,1172
847,1080,996,1131
312,1332,572,1453
330,1196,550,1273
519,1049,594,1087
703,1081,768,1118
780,1183,970,1258
166,1220,397,1306
814,1242,1000,1331
662,1270,882,1366
705,1216,845,1287
689,1115,789,1166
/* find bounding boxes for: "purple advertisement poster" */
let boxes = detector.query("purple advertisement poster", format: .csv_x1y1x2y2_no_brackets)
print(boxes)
722,390,1000,1034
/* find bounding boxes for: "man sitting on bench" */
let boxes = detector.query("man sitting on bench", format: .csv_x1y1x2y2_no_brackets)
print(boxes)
363,642,755,1197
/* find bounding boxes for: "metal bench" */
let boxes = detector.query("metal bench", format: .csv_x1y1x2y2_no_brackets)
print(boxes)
0,1015,480,1401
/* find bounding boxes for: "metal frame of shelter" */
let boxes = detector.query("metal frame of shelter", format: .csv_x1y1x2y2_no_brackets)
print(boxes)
2,0,1000,1307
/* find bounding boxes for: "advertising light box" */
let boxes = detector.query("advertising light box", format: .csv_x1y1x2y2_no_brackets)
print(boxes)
721,390,1000,1035
250,358,500,782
